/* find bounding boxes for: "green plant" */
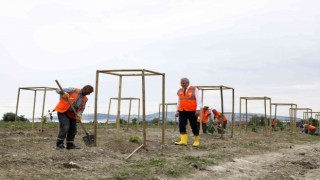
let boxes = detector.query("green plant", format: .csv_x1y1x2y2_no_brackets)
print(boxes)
129,134,140,144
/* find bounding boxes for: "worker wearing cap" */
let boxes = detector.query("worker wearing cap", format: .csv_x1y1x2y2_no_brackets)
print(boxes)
175,78,202,147
55,85,94,150
197,106,211,134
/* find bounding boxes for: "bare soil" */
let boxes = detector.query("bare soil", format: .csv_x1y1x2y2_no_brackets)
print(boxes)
0,125,319,180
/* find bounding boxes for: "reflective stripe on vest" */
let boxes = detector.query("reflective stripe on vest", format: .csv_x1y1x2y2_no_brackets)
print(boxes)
55,89,87,113
177,86,197,111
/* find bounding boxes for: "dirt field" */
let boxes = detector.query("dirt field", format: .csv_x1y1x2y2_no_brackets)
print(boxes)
0,124,319,180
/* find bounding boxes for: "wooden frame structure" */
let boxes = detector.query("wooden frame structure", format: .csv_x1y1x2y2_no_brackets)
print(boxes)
239,96,272,135
106,97,140,130
197,86,235,138
158,103,177,128
15,87,57,131
94,69,165,148
271,103,297,131
289,108,312,133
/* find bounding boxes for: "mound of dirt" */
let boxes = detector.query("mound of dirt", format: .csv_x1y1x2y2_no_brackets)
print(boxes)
105,139,140,154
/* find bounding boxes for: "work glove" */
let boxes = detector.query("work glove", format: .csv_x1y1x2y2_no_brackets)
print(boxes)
175,112,179,117
75,114,82,123
62,92,69,99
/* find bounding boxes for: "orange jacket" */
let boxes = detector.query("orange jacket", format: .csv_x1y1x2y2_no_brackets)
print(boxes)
197,109,211,123
214,111,227,123
177,86,197,111
55,88,87,113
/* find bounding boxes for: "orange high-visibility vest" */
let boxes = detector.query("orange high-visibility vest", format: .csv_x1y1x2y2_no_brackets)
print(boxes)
55,89,87,113
214,111,227,123
177,86,197,111
308,125,316,131
197,109,211,123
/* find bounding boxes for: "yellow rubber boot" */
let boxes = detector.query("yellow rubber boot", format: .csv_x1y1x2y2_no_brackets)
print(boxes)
192,136,200,147
175,134,188,145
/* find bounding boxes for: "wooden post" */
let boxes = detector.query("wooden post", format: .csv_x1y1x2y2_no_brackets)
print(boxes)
40,88,47,132
161,74,165,145
127,99,132,130
264,96,267,136
32,90,37,132
158,104,161,127
269,99,272,135
106,99,112,128
142,70,146,148
137,99,140,129
275,105,277,123
231,88,234,138
239,98,242,134
116,76,122,137
94,70,99,147
220,86,224,138
245,98,248,132
14,88,21,130
199,107,203,135
199,89,204,135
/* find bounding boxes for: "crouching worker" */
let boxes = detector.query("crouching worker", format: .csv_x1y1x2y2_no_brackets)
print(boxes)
212,109,228,134
302,124,318,136
175,78,202,147
197,106,211,134
55,85,94,149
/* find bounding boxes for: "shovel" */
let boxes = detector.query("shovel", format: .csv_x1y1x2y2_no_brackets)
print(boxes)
55,80,94,147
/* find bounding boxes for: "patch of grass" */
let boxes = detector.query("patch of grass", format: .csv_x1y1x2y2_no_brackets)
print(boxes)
183,155,216,165
112,171,130,180
110,158,166,179
165,164,189,177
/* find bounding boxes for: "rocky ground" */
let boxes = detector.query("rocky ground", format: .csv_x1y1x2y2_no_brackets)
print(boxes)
0,124,319,180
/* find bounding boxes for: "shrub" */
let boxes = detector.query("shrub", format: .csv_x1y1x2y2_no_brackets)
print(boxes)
2,112,28,122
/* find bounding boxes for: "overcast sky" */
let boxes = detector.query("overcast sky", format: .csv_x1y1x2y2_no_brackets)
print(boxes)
1,0,320,119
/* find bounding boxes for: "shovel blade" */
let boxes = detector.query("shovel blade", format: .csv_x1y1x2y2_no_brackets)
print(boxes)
82,134,94,147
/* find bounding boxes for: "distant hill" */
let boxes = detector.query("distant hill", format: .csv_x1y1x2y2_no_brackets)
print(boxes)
31,112,301,123
82,112,299,122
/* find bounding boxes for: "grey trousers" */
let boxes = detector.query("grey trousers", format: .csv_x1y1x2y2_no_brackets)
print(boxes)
56,112,77,145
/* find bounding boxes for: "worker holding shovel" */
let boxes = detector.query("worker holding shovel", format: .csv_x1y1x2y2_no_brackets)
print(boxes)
55,85,94,150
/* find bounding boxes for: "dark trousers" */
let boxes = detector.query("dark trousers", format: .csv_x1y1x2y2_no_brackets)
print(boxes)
178,110,199,136
56,112,77,145
218,121,227,129
197,122,207,133
305,129,317,135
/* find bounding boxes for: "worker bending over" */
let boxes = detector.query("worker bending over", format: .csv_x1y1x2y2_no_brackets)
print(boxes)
197,106,211,134
212,109,228,133
55,85,94,149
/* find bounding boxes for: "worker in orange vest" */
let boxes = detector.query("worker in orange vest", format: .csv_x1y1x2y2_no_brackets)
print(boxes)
175,78,202,147
302,124,318,135
271,119,277,131
55,85,94,150
197,106,211,134
212,109,228,132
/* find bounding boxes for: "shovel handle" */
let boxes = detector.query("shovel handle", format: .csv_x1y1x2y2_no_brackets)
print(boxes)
55,80,89,134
